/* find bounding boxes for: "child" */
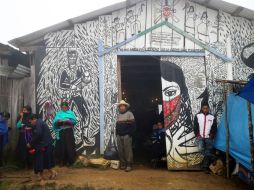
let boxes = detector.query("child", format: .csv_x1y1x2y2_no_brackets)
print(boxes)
194,102,217,171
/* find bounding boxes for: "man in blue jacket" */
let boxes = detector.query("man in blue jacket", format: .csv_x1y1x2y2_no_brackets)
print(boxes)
0,112,10,167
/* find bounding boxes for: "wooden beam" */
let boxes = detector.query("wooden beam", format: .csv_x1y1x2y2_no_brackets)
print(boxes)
99,21,167,56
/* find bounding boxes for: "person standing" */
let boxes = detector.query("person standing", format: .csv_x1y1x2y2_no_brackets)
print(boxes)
194,102,217,172
116,100,135,172
15,105,33,167
53,101,77,166
27,114,57,182
0,112,10,166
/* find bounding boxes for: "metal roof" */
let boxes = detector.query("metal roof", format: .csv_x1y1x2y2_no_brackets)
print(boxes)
0,43,17,55
0,64,30,79
0,43,30,79
9,0,254,49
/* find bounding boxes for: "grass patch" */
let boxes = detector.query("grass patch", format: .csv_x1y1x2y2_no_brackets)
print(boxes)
0,180,12,190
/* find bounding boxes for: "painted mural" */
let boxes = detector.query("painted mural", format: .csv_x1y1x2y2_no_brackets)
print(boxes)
36,0,254,169
160,59,204,169
37,26,100,155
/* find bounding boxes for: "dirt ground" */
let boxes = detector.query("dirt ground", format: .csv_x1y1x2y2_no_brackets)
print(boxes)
0,165,252,190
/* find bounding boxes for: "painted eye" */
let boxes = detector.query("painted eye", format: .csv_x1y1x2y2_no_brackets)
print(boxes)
164,89,176,97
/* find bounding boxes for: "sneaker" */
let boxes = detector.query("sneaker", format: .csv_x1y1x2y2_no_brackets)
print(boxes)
125,166,132,172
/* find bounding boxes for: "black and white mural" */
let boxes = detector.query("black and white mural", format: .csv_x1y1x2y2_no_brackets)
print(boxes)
103,51,118,148
160,57,205,169
36,0,254,168
37,23,100,155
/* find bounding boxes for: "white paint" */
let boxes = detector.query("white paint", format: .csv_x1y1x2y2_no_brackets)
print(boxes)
226,37,233,80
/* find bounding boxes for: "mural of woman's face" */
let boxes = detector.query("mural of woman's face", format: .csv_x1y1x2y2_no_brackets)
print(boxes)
161,77,182,127
162,78,181,101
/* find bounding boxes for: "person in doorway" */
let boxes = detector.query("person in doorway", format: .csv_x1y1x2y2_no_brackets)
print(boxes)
53,101,77,166
194,102,217,172
27,114,57,182
0,112,10,166
15,105,33,168
116,100,135,172
150,121,166,161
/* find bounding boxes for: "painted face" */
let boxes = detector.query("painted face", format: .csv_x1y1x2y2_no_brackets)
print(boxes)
201,12,208,22
162,78,181,127
126,10,134,21
67,50,77,69
162,78,180,102
61,105,69,112
188,6,194,13
118,105,127,113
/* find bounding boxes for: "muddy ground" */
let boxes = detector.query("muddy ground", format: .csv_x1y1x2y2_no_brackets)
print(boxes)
0,165,252,190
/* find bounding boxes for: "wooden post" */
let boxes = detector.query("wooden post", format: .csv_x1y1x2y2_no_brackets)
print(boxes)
223,84,230,178
117,57,122,101
247,101,254,181
98,39,105,154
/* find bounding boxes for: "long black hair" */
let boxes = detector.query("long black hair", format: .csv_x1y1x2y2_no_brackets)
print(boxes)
160,61,188,96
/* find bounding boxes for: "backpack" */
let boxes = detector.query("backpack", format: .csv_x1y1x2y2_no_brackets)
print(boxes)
104,130,119,160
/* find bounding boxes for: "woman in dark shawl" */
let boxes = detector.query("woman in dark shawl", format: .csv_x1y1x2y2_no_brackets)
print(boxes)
27,114,57,181
15,105,33,167
53,101,77,166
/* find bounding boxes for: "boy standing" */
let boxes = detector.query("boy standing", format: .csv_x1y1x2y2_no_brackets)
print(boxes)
194,102,217,171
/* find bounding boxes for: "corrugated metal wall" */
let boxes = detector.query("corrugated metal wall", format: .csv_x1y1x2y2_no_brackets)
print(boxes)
0,65,35,157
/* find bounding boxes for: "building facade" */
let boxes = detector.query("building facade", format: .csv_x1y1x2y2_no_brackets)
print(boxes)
10,0,254,169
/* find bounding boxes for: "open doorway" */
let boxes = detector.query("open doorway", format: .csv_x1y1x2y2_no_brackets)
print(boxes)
119,55,164,164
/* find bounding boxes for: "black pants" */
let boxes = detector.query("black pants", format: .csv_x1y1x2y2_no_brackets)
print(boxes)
15,132,32,168
0,135,3,167
55,128,76,166
34,145,55,174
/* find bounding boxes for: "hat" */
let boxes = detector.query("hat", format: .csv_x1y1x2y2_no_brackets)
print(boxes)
117,100,130,107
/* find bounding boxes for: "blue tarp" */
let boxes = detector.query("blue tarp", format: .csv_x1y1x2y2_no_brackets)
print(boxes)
239,75,254,104
214,93,254,171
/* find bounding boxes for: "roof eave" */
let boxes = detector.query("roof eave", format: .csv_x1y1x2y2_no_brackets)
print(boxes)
9,1,127,48
9,0,254,49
